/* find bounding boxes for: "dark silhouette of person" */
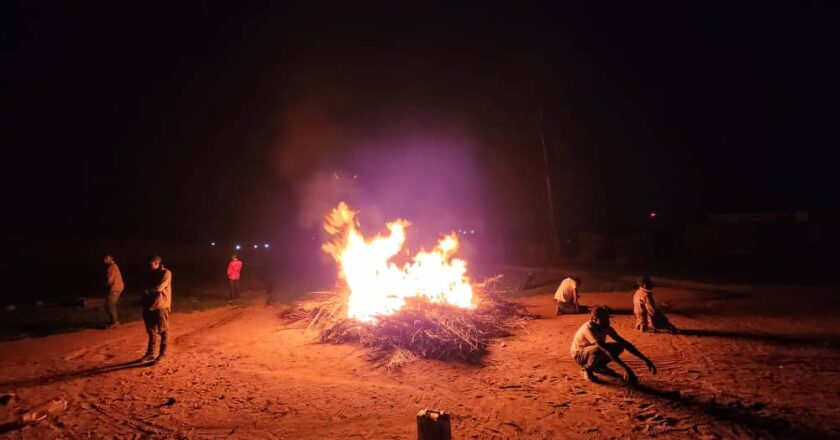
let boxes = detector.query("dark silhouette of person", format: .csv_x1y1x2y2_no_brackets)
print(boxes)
102,254,124,328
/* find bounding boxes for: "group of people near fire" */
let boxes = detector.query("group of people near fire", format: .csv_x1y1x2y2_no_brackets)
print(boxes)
101,253,243,364
102,249,672,385
555,274,678,383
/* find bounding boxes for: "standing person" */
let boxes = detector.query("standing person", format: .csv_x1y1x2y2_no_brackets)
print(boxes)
141,255,172,363
554,276,585,315
571,306,657,383
633,276,678,333
103,255,124,329
226,254,242,300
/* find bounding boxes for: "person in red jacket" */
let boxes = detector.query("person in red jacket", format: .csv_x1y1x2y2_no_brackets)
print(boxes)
227,254,243,300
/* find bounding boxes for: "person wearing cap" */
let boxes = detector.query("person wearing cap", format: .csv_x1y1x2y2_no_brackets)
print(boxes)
633,276,678,333
140,255,172,363
570,306,657,383
226,254,243,300
102,255,124,328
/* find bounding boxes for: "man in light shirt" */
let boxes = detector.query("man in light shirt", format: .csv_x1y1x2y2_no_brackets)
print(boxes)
554,276,584,315
570,306,657,383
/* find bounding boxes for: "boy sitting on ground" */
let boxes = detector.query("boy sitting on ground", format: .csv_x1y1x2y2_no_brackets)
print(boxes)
571,306,657,383
633,276,678,333
554,276,587,315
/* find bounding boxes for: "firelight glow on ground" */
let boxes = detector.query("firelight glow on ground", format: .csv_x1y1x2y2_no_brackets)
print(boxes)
322,202,474,322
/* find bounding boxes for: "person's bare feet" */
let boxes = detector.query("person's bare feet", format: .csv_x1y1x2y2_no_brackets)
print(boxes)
622,369,638,384
594,366,620,378
582,369,601,383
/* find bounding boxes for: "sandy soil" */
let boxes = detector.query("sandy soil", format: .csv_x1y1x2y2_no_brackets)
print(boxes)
1,284,839,439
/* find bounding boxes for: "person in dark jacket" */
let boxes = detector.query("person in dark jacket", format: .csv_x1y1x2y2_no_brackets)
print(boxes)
140,255,172,363
103,255,124,328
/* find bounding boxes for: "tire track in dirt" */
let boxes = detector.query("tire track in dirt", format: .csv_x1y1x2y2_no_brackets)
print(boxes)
66,308,250,439
60,336,134,362
235,365,423,391
173,307,247,347
88,401,190,439
6,288,840,439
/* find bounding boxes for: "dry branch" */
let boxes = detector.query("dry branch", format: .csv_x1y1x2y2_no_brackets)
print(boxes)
281,276,535,369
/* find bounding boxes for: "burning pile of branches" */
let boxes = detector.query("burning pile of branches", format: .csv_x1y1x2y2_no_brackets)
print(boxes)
281,275,534,369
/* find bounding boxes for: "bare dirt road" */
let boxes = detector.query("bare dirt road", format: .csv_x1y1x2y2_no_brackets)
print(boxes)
1,284,839,439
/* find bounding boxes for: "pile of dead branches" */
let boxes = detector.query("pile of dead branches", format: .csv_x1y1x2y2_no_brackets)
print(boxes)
280,275,535,369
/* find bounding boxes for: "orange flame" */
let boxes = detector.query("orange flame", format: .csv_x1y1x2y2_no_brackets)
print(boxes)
322,202,474,322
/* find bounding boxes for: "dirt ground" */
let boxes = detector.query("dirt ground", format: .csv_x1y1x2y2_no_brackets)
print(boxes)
1,284,839,439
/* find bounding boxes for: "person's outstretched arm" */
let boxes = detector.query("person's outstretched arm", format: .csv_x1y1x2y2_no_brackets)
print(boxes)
611,331,657,375
594,339,627,367
594,338,636,381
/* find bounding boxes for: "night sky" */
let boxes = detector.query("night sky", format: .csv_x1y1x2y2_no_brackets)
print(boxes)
3,2,838,244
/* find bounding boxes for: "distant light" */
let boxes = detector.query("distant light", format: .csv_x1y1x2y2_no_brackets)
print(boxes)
470,230,475,234
253,244,258,249
210,241,216,246
649,211,657,218
263,243,269,248
235,244,241,250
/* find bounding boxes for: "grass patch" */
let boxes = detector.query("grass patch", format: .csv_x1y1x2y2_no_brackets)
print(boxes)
483,266,636,297
511,276,635,298
0,291,249,342
579,275,637,293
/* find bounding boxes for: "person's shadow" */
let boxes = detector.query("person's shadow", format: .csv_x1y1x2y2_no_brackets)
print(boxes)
0,421,24,434
0,357,155,390
602,380,838,439
678,328,840,351
0,358,156,433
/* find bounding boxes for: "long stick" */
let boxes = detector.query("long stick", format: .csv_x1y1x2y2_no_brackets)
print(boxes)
537,91,560,261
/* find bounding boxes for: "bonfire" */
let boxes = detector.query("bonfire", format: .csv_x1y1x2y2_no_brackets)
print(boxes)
282,203,533,369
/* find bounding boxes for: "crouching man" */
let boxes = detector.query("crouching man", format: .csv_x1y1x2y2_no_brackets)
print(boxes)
141,255,172,364
554,276,586,315
571,306,657,383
